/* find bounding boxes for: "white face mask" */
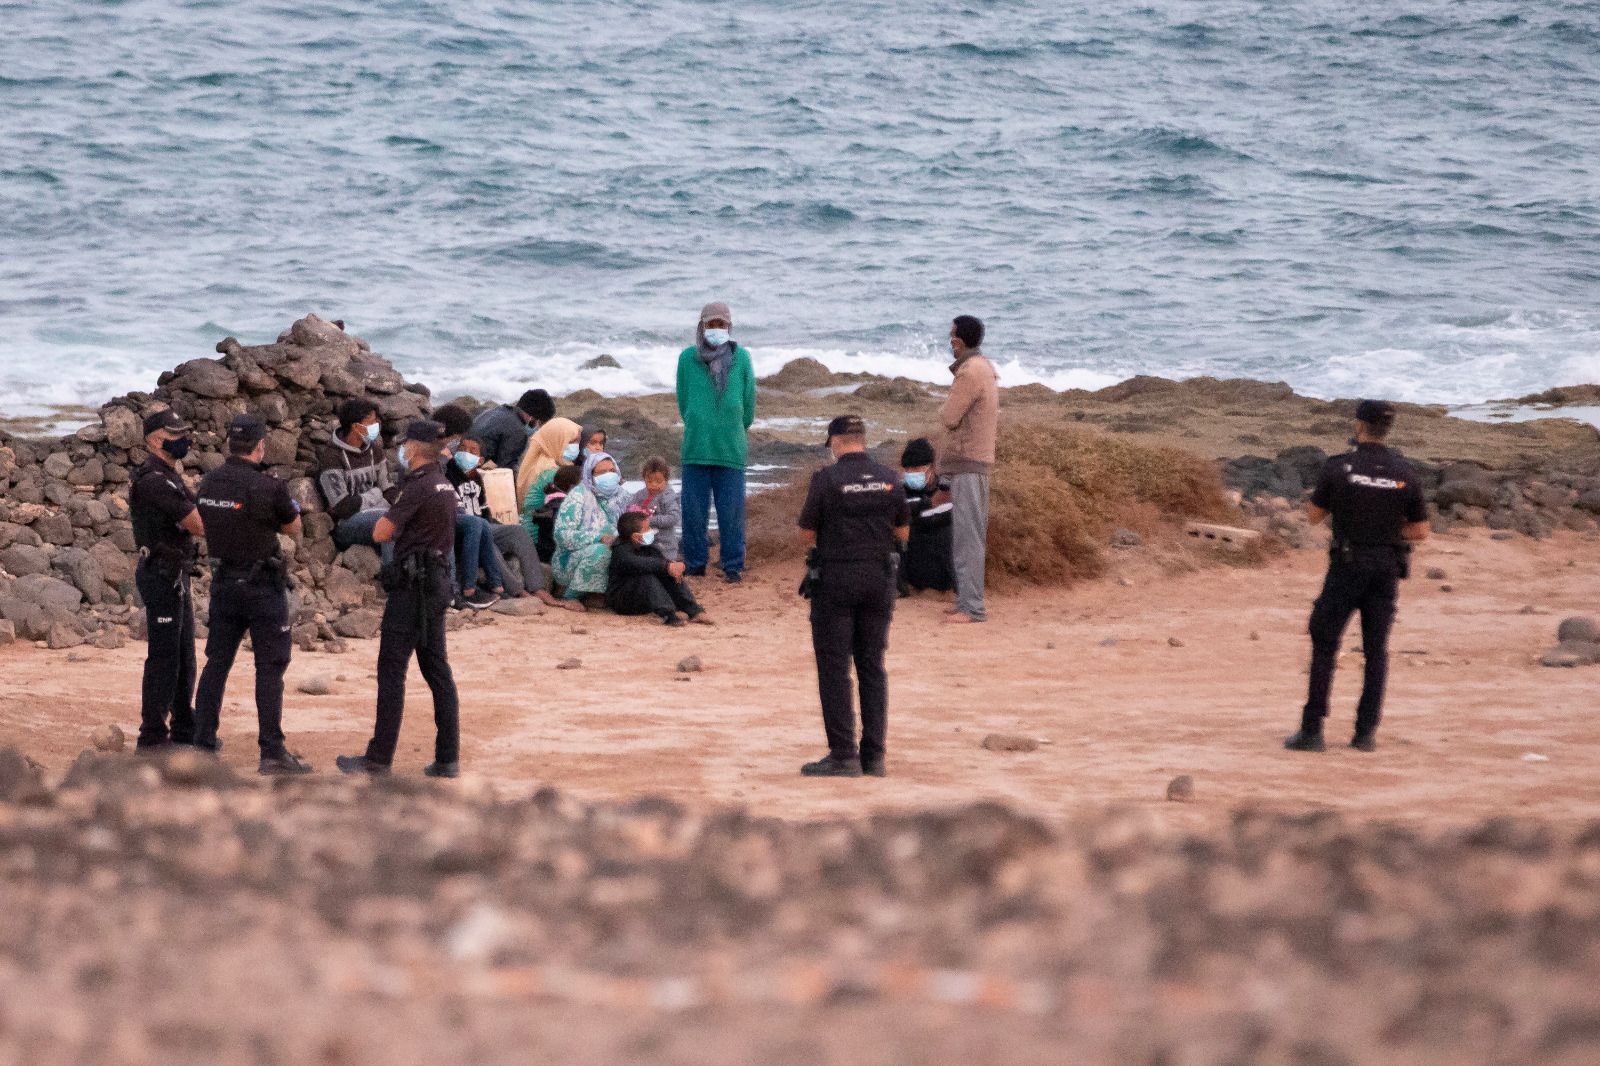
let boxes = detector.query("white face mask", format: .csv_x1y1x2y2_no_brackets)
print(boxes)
562,442,581,462
364,422,381,444
640,529,657,547
702,327,730,347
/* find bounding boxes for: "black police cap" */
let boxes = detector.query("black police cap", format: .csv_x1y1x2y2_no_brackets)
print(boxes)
142,409,189,436
227,414,268,447
401,419,445,444
825,415,866,442
1355,399,1396,427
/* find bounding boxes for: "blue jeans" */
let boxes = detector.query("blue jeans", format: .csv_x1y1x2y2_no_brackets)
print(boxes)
335,509,394,566
680,464,746,576
455,514,505,593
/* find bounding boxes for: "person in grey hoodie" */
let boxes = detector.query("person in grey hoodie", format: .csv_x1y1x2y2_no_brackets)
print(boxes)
316,398,398,551
622,455,682,561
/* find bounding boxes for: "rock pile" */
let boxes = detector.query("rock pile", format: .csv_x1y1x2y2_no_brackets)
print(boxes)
1223,446,1600,540
0,314,459,652
1,757,1598,1063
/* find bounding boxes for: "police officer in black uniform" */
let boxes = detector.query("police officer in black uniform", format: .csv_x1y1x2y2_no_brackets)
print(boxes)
192,415,312,775
129,409,204,751
796,415,910,777
1285,400,1430,754
337,420,462,779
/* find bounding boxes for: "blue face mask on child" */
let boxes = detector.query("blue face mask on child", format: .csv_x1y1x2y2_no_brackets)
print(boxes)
904,471,928,491
453,451,480,473
563,442,581,461
640,529,657,547
593,471,622,495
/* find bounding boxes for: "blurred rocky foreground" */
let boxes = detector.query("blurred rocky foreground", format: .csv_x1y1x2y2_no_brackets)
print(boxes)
1,748,1598,1065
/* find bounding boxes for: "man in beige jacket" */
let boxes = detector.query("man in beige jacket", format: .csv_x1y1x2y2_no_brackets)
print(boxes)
938,315,999,624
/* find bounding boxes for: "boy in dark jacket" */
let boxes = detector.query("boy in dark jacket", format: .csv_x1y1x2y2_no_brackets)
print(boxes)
607,512,713,627
532,464,582,564
899,437,955,595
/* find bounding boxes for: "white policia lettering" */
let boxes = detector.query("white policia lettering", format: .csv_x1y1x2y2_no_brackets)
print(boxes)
198,496,245,510
840,482,894,494
1348,473,1405,490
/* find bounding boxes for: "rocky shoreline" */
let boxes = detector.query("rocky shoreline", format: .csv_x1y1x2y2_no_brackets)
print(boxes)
2,316,1597,654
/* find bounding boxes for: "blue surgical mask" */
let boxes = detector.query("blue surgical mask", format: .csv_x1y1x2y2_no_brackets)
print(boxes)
453,451,480,473
398,445,413,472
562,442,581,462
640,529,657,547
364,422,381,444
702,328,730,347
593,471,622,495
904,471,927,491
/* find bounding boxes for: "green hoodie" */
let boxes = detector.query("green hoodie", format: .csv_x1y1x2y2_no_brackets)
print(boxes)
676,344,757,469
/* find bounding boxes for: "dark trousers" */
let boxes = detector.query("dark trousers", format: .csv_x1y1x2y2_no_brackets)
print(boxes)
608,573,701,620
810,561,895,762
1302,557,1400,736
368,571,459,767
136,561,196,747
194,574,291,756
681,464,746,577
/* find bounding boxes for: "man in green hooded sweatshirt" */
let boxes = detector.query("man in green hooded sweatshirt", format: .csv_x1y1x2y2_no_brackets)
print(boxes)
676,301,757,583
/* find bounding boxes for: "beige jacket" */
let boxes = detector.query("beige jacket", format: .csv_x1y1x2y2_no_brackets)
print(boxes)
938,352,999,474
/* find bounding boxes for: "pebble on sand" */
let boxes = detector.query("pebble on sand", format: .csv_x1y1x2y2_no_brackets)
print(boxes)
1168,637,1185,648
557,658,582,670
1166,775,1195,802
297,676,333,696
91,723,125,753
982,734,1039,753
677,656,703,674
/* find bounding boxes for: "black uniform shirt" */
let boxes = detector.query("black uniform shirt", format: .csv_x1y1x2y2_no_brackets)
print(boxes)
798,452,911,563
196,457,299,565
130,455,197,556
387,461,458,559
1310,443,1427,546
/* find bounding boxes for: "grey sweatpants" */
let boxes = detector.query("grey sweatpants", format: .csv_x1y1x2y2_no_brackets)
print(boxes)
950,472,990,621
491,523,549,596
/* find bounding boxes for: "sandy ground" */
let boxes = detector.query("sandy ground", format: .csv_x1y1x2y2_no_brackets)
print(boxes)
3,529,1597,827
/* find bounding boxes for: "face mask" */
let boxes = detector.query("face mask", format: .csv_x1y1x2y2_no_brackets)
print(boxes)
160,436,192,461
364,422,381,444
398,445,413,472
702,328,730,347
454,451,480,473
640,529,657,547
562,442,581,462
593,471,622,495
904,471,927,491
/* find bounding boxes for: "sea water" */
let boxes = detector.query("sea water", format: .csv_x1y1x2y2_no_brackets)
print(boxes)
2,0,1597,415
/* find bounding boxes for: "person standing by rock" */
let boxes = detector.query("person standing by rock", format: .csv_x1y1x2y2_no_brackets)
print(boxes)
939,315,999,625
470,389,555,471
338,420,462,778
1285,400,1430,754
129,409,204,752
676,301,757,583
318,398,397,553
796,416,909,778
192,416,312,775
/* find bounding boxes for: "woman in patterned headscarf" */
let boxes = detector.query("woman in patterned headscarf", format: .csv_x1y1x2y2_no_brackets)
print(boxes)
551,450,628,603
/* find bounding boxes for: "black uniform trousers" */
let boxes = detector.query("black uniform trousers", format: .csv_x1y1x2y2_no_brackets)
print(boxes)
810,560,895,762
1302,551,1400,736
609,573,701,620
135,560,196,748
368,568,459,766
194,572,291,756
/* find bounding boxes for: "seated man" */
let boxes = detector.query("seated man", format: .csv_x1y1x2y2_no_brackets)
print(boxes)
317,399,396,553
898,437,955,596
434,404,504,610
607,511,712,627
447,434,561,607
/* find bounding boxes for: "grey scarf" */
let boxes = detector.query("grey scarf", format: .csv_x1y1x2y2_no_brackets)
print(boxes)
697,340,735,396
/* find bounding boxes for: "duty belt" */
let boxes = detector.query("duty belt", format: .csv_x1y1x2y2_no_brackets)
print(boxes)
211,556,290,588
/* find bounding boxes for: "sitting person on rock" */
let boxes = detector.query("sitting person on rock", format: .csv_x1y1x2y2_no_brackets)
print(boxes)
516,416,583,533
607,511,711,627
898,437,955,597
433,404,502,610
552,451,628,607
317,398,397,555
583,426,608,456
623,455,682,562
532,463,582,563
447,434,561,607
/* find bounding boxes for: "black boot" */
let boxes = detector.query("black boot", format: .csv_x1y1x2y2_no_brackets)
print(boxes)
1283,729,1326,752
259,751,314,776
1350,732,1378,753
424,761,459,778
800,754,862,777
861,757,886,778
335,754,391,776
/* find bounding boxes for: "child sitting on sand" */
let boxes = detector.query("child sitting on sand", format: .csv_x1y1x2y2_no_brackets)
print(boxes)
607,512,711,627
623,455,681,561
899,437,955,596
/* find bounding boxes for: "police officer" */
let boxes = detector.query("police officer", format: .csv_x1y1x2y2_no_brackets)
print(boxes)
337,420,462,779
796,415,910,778
1285,400,1430,754
192,415,312,775
130,409,204,752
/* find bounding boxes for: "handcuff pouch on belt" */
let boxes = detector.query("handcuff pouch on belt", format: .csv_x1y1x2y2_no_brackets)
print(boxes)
210,555,293,591
140,544,199,582
1329,538,1411,580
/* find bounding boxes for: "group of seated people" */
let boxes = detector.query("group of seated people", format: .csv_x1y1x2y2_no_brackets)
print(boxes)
315,389,958,624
